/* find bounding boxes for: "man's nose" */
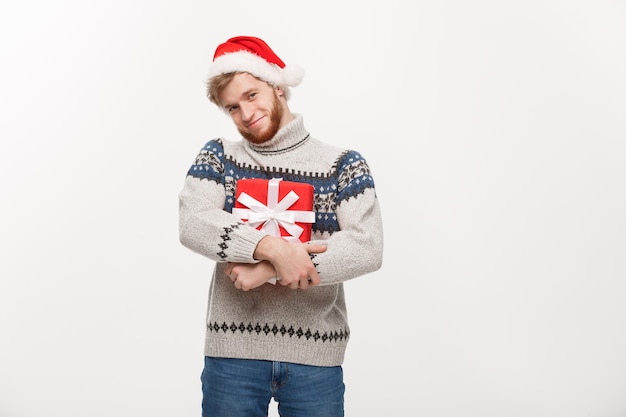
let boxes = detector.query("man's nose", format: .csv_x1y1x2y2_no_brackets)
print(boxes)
240,102,254,121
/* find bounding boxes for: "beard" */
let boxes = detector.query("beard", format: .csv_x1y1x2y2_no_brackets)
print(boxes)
239,91,283,144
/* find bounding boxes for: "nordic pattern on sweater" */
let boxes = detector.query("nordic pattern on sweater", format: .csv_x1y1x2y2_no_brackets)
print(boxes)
187,138,375,237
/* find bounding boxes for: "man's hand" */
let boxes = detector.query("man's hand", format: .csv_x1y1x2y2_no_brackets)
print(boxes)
224,261,276,291
253,236,327,290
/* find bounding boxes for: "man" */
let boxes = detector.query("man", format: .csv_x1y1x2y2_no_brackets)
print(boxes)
179,36,384,417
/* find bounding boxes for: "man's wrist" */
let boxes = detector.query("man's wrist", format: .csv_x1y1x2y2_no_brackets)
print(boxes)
253,235,280,262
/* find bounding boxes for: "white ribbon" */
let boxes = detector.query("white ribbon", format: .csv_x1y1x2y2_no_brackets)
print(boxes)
232,178,315,242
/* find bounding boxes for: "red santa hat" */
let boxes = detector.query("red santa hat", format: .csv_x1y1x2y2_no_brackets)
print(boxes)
207,36,304,99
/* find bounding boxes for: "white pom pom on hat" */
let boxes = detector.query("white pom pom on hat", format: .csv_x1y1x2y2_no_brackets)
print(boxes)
281,63,305,87
207,36,304,99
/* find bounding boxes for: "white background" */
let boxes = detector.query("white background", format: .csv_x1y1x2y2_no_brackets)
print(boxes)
1,1,625,416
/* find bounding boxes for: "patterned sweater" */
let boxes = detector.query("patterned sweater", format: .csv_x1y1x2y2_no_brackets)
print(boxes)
178,114,384,366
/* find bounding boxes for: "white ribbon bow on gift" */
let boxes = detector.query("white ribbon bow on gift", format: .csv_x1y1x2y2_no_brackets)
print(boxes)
232,178,315,242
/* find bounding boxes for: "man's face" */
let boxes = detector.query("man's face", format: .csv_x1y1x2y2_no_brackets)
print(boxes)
219,73,284,144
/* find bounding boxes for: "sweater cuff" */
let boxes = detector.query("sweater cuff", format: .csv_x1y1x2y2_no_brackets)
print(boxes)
222,223,268,263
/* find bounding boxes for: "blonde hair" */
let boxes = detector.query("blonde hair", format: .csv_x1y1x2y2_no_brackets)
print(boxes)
206,72,238,106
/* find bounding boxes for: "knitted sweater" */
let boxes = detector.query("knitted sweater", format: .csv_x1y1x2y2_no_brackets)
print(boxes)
179,114,384,366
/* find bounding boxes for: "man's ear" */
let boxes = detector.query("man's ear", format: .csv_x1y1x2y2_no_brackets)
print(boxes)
275,85,285,97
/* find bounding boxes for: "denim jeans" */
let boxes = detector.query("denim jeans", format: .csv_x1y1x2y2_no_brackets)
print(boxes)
201,356,345,417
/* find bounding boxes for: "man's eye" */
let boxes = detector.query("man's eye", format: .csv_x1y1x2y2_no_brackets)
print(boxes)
248,92,257,99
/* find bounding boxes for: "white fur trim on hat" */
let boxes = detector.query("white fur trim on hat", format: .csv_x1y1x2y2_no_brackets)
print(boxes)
207,50,304,88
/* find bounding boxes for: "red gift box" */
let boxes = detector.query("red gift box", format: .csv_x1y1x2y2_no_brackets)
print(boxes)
232,178,315,242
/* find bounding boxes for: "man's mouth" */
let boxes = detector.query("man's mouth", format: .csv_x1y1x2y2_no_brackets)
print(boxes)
247,116,265,129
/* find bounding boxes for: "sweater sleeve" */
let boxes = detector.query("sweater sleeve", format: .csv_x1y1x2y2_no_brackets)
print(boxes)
178,139,267,263
309,152,384,285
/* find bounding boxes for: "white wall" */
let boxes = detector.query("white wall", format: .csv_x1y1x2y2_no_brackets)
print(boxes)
1,1,625,416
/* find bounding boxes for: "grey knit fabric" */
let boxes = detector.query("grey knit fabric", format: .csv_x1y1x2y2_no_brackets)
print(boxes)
179,114,383,366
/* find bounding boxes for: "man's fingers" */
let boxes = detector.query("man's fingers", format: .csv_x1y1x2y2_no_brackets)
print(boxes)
298,278,310,290
305,243,328,254
306,269,320,286
224,264,238,282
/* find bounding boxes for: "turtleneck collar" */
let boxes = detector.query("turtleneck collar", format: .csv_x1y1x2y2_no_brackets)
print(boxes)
244,113,310,154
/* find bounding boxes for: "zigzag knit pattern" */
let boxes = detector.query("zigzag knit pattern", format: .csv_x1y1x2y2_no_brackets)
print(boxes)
208,321,349,343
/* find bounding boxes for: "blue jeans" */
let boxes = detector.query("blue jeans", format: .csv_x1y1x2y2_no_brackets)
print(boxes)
201,356,345,417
